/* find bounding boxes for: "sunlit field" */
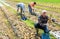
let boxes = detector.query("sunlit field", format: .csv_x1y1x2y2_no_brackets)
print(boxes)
0,0,60,39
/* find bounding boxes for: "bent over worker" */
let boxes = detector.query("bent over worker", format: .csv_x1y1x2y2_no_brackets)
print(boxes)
28,2,37,16
16,3,27,20
17,3,25,13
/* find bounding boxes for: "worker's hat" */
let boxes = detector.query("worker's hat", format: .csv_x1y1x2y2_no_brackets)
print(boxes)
42,10,47,13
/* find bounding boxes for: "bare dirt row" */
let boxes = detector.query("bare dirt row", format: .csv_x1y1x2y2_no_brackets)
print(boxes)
0,5,37,39
0,7,16,39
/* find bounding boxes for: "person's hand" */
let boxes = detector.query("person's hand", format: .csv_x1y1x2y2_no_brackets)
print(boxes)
52,18,56,22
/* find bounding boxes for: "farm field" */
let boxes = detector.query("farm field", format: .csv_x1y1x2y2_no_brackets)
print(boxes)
0,0,60,39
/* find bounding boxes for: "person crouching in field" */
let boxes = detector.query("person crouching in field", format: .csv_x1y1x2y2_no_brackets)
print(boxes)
34,10,50,35
28,2,37,16
16,3,27,20
34,10,56,36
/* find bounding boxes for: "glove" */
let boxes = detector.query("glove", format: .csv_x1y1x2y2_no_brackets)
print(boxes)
52,18,56,22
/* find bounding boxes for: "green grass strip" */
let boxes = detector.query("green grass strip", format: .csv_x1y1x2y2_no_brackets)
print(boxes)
23,19,34,28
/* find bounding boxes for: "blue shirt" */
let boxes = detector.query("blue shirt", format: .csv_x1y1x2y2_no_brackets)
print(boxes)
17,3,25,11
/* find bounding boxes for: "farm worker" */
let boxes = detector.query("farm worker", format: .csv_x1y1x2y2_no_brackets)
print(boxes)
34,10,50,35
28,2,37,16
16,3,27,20
34,10,56,36
17,2,25,13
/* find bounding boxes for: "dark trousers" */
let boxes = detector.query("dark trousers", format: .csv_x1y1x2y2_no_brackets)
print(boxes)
28,5,32,14
34,23,49,34
28,5,37,16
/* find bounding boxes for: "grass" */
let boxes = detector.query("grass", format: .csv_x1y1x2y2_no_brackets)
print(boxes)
6,0,60,13
8,0,60,3
7,0,60,7
23,19,34,28
50,34,56,39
